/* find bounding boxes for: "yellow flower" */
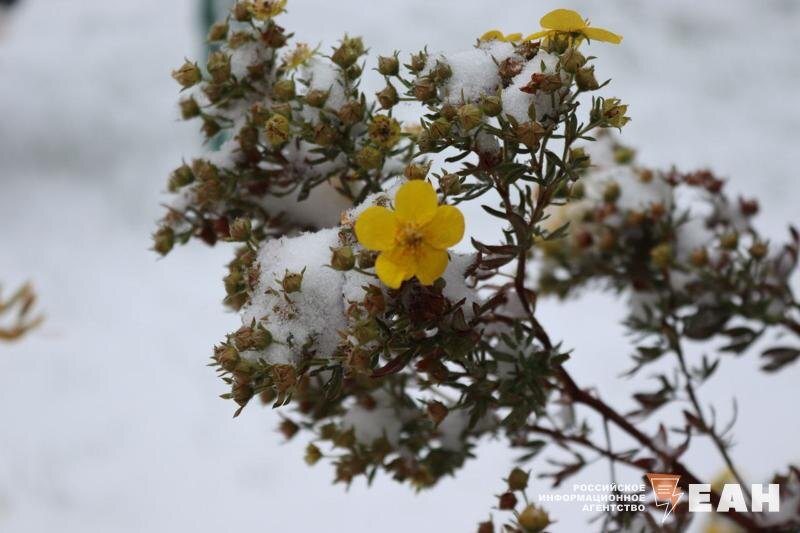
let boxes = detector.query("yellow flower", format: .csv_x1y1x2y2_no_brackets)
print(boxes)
249,0,287,20
355,181,465,289
479,30,523,43
282,43,315,71
525,9,622,44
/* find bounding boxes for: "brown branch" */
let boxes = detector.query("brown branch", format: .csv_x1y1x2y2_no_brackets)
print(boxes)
556,366,762,531
527,424,640,471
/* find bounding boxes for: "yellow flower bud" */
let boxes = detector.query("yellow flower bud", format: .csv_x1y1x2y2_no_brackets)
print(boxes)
168,164,194,192
560,48,586,74
281,270,304,293
603,181,620,203
357,249,377,269
171,60,202,88
305,89,330,108
337,100,364,124
569,147,590,170
614,145,636,165
457,103,483,131
409,51,427,73
271,78,295,102
251,325,273,350
207,21,229,42
575,66,600,91
749,241,768,260
229,218,252,241
598,98,630,129
207,51,231,84
305,444,322,465
265,114,290,145
378,55,399,76
331,36,364,68
376,84,399,109
403,162,430,181
690,247,709,267
368,115,401,148
439,173,462,195
426,401,448,426
313,123,338,147
330,246,356,270
507,467,530,491
413,78,437,102
233,2,252,22
179,96,201,120
431,61,452,84
515,121,545,149
720,232,739,250
650,242,673,269
215,344,240,372
201,116,221,139
479,95,502,117
279,418,299,440
355,146,382,170
428,117,452,139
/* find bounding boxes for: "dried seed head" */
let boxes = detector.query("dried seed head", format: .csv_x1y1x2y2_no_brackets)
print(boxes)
507,468,529,491
207,21,229,42
498,492,518,510
229,218,252,242
426,401,448,426
153,227,175,256
179,97,201,120
207,51,231,84
337,100,364,124
355,146,382,170
376,84,399,109
518,504,550,532
403,162,430,181
282,270,304,293
413,78,437,102
265,114,290,145
305,88,330,108
331,246,356,271
378,55,399,76
457,103,483,131
171,60,202,88
479,95,502,117
271,78,295,101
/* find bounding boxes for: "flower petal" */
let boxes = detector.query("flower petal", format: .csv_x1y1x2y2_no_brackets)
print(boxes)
394,180,438,225
422,205,465,250
480,30,505,42
375,248,415,289
414,245,449,285
504,33,523,43
355,206,398,251
524,30,552,42
582,27,623,44
540,8,586,31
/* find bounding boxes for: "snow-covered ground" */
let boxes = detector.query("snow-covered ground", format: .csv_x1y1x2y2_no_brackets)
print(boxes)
1,1,798,531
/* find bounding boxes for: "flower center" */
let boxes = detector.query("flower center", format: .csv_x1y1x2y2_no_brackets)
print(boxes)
397,224,424,250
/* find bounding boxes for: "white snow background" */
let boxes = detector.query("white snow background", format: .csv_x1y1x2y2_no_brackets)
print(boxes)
1,1,798,531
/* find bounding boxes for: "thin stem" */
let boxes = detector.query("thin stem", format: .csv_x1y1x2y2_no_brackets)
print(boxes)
668,322,752,503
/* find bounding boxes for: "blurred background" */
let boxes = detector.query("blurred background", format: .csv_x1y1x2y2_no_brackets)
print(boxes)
1,0,798,531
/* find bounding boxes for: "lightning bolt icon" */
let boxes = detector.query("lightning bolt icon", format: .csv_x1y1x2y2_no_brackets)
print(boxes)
646,473,684,523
